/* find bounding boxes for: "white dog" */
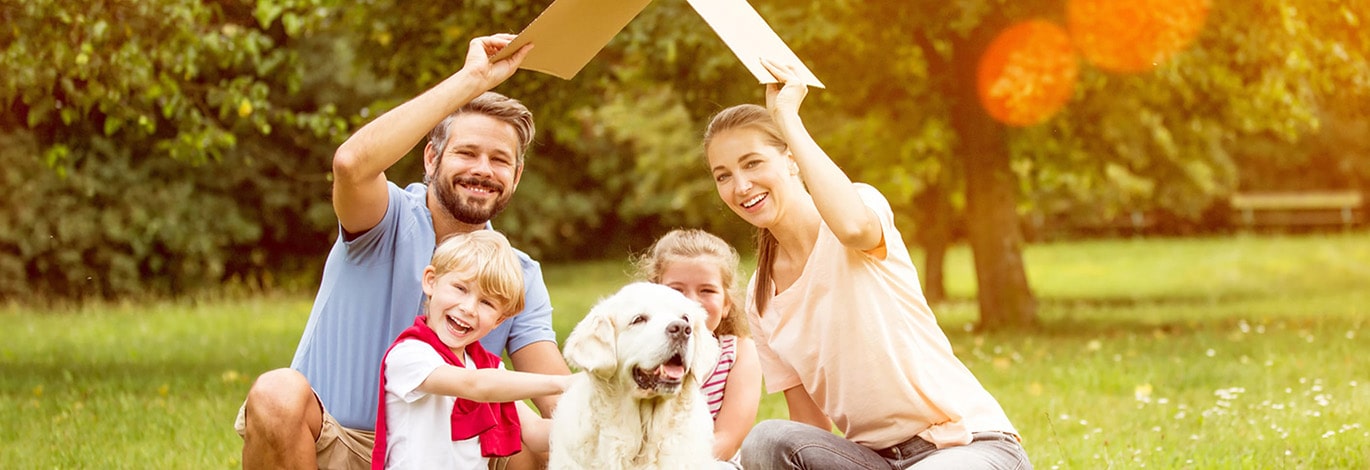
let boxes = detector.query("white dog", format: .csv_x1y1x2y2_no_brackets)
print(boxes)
549,282,720,470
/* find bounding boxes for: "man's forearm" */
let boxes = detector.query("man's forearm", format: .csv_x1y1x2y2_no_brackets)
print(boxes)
334,69,489,183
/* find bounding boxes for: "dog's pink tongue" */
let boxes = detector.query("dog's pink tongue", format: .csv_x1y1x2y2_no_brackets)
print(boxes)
658,364,686,380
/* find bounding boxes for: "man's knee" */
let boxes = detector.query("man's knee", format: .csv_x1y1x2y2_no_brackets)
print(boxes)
245,368,315,428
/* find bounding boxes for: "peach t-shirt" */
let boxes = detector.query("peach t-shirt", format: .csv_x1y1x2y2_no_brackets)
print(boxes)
746,184,1018,450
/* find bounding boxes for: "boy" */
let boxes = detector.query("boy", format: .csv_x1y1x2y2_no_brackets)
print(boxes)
371,231,573,469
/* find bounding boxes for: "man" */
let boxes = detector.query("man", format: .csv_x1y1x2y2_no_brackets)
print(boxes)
237,34,568,469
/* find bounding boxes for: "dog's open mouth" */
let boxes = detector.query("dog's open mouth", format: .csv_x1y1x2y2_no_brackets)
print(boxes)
632,352,687,391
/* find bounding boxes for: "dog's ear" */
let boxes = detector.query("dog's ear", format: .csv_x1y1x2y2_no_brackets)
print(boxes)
688,306,721,385
563,309,617,378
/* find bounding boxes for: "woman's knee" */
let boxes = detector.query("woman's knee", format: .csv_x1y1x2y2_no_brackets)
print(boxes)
741,420,803,458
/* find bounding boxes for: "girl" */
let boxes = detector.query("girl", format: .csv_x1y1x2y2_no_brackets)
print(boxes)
703,60,1032,469
635,228,762,468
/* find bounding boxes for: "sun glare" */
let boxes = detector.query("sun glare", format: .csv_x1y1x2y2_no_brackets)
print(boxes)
1067,0,1212,73
977,20,1080,127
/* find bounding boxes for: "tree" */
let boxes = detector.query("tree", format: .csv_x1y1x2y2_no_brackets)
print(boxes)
736,0,1369,328
0,0,369,299
5,0,1364,306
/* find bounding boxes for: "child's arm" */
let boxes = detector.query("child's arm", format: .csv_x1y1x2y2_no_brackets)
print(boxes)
712,337,763,460
416,366,574,403
514,401,552,453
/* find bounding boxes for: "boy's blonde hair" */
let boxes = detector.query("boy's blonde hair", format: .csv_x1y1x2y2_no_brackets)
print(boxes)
634,229,749,338
430,230,525,319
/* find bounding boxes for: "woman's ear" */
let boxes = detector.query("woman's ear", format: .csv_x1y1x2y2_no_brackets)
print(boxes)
563,310,617,379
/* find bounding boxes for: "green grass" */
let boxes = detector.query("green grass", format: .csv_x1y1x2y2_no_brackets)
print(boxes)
3,232,1368,468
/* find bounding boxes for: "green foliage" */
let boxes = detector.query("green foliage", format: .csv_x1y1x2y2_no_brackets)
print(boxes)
0,0,380,300
4,0,1368,301
772,0,1369,232
0,132,256,299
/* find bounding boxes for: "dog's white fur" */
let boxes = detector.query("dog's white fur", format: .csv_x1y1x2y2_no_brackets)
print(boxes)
549,282,720,470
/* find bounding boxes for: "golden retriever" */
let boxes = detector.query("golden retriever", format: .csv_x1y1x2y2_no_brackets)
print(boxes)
548,282,720,469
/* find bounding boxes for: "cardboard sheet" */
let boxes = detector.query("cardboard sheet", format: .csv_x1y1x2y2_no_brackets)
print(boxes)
492,0,653,80
493,0,823,88
685,0,824,88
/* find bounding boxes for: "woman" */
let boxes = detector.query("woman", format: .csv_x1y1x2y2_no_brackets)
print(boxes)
704,59,1032,469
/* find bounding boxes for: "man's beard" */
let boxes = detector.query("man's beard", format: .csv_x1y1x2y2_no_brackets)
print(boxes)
432,175,512,225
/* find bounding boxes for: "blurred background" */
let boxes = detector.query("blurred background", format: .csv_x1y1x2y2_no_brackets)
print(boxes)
2,0,1366,321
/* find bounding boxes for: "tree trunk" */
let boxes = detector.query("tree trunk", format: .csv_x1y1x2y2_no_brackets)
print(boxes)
912,183,953,305
948,24,1038,329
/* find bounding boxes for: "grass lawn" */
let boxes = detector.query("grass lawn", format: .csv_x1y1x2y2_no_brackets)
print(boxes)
2,231,1367,468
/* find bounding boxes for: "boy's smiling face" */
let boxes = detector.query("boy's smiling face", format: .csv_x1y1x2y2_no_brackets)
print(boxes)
422,266,509,356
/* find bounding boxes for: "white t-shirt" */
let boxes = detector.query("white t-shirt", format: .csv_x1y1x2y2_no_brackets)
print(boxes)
381,339,488,470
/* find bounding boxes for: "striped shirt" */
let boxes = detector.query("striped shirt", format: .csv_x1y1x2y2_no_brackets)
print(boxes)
702,334,738,419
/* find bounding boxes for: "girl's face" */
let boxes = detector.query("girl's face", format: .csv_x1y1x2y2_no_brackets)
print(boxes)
659,257,729,333
422,266,508,355
706,128,796,229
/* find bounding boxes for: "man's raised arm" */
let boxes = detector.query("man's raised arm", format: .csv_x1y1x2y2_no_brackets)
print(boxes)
330,34,532,234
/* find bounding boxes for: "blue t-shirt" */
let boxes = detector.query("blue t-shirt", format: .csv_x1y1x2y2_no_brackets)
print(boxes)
289,182,556,430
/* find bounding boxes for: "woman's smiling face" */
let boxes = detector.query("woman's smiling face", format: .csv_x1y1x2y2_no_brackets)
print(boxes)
707,127,796,229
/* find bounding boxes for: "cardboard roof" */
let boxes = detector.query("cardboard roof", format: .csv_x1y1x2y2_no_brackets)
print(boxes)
492,0,823,88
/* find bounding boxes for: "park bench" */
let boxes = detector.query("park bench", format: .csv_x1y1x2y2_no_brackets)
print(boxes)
1229,190,1364,228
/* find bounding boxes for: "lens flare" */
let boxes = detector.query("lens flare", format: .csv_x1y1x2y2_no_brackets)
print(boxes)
977,20,1079,127
1068,0,1212,73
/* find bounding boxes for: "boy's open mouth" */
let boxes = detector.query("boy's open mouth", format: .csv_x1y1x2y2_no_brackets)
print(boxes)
447,314,473,336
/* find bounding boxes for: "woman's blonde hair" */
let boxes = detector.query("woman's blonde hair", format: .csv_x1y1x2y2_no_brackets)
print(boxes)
429,230,525,319
703,104,787,317
634,229,749,338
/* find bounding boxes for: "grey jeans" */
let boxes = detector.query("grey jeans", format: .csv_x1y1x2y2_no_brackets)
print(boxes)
740,420,1032,470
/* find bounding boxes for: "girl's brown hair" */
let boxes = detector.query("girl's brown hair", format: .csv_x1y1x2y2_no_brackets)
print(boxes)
634,229,748,338
703,104,787,317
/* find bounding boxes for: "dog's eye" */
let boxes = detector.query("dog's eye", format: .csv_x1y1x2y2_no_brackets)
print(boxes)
629,314,648,325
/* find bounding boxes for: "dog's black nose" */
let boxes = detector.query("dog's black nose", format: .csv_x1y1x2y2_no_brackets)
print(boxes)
667,320,692,339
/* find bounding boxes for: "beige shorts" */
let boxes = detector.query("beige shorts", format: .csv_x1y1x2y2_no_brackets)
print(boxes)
235,396,510,470
235,395,374,470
